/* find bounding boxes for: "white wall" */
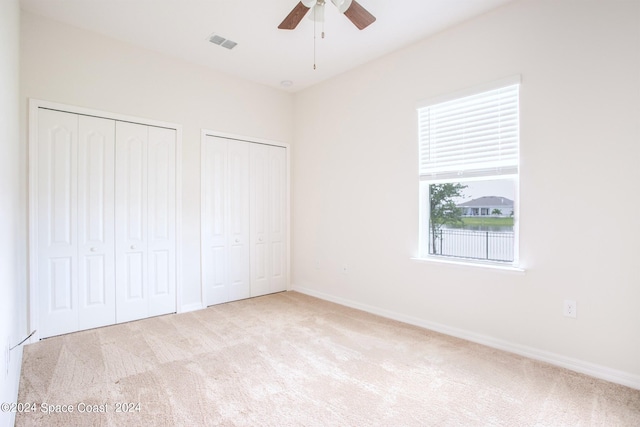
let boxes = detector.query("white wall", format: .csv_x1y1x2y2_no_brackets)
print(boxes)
18,0,640,391
20,11,294,309
1,0,27,425
292,0,640,386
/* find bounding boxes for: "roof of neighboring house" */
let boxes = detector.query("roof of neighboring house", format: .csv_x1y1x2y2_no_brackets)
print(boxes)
457,196,514,208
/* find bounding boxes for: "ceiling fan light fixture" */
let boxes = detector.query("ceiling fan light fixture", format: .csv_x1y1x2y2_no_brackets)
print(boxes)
331,0,353,14
308,0,326,23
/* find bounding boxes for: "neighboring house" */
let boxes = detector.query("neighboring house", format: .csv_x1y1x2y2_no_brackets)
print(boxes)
458,196,514,217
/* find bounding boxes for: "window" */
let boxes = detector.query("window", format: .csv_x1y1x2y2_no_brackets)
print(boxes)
418,78,520,265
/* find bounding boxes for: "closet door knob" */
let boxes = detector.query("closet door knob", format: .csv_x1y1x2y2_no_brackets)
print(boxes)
258,237,264,242
90,247,97,252
235,238,240,243
130,245,137,250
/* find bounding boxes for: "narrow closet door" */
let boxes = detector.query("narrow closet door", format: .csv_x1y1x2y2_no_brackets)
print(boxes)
226,140,250,301
250,144,270,297
250,144,287,297
202,136,250,306
115,122,149,323
147,126,177,316
37,109,79,338
202,137,228,305
268,146,287,293
77,115,116,330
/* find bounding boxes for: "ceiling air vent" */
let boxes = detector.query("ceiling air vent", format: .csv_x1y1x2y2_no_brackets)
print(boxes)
208,33,237,50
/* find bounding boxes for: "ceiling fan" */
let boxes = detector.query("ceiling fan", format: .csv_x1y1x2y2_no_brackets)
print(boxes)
278,0,376,31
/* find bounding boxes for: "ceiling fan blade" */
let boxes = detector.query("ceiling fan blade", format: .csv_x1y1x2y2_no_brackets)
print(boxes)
278,2,311,30
343,0,376,30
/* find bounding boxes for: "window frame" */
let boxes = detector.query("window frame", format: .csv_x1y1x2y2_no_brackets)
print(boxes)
417,77,521,268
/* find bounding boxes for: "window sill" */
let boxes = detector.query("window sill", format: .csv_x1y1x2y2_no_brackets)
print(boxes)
411,256,526,273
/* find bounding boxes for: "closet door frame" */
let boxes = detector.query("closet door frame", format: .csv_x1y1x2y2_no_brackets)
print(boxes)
200,129,291,306
28,98,183,342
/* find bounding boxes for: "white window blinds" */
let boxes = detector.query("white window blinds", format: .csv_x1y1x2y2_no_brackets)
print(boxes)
418,83,519,180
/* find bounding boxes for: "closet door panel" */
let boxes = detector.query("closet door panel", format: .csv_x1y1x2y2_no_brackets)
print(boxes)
115,121,149,323
147,126,176,316
37,109,79,338
50,258,73,310
227,141,250,301
77,115,116,330
249,144,288,297
268,146,287,292
250,144,270,297
202,137,250,305
203,137,229,305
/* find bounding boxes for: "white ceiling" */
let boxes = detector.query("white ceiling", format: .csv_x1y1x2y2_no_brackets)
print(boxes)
20,0,514,92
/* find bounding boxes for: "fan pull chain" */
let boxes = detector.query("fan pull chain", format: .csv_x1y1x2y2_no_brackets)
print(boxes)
312,5,326,70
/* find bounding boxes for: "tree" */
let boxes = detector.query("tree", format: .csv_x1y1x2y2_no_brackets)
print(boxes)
429,183,467,254
491,208,502,216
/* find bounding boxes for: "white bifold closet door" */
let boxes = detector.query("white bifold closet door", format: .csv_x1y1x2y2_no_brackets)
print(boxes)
37,110,116,338
35,108,177,338
202,136,287,306
115,122,177,323
250,143,287,297
202,136,251,305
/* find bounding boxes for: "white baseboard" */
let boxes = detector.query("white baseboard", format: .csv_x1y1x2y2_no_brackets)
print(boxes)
292,285,640,390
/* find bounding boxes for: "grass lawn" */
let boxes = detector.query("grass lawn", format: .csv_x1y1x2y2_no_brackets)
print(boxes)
461,217,514,227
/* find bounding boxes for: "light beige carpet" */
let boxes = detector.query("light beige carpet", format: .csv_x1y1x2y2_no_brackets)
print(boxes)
16,291,640,426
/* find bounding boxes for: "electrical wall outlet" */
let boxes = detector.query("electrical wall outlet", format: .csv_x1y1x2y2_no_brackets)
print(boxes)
563,300,577,318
